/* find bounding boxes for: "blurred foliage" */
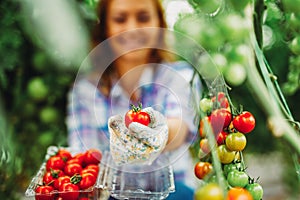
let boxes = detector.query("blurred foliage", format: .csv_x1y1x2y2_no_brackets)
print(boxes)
0,0,299,199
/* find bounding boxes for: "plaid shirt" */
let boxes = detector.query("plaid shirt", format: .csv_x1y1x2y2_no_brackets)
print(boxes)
66,61,201,188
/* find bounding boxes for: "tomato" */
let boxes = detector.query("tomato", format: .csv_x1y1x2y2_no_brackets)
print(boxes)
35,185,54,200
79,172,97,190
85,164,99,173
200,138,211,154
245,183,263,200
227,170,249,188
217,145,236,164
46,156,65,171
124,103,150,128
225,132,247,151
199,98,213,113
194,161,213,179
194,183,224,200
54,175,70,190
84,149,102,165
64,163,82,177
81,168,98,178
27,77,49,102
210,108,232,134
59,182,79,200
227,187,253,200
199,116,211,138
223,162,243,177
233,111,255,134
66,158,83,166
73,153,85,164
43,169,64,185
57,149,72,161
216,131,228,145
212,92,229,108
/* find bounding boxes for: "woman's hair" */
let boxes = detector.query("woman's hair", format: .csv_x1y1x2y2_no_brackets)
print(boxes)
90,0,174,96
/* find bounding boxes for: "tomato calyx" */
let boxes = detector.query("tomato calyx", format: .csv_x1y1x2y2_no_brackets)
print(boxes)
130,102,143,113
70,173,82,185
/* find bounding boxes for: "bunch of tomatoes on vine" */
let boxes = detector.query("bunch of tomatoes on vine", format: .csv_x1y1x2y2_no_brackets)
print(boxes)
194,91,263,200
33,148,102,200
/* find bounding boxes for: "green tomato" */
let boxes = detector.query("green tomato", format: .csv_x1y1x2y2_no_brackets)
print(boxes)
199,98,213,113
39,106,59,123
217,144,236,164
245,182,263,200
223,162,243,177
224,63,247,87
227,170,249,188
225,132,247,151
194,183,224,200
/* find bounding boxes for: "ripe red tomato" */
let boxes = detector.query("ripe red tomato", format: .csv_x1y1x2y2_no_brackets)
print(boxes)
85,164,99,173
194,161,213,179
233,111,255,133
54,175,70,190
124,104,150,128
84,149,102,165
212,92,229,108
57,149,72,161
59,182,79,200
46,156,65,171
216,131,228,145
210,108,232,134
43,169,64,185
35,185,54,200
66,158,82,166
227,187,253,200
64,163,82,177
79,172,97,190
73,153,85,165
81,168,98,178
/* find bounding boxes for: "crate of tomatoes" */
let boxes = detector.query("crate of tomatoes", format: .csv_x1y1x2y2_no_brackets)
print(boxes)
25,146,108,200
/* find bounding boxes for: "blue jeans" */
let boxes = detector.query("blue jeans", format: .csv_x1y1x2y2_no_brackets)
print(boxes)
166,181,194,200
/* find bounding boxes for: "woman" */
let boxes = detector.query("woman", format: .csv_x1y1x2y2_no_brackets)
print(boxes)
67,0,201,199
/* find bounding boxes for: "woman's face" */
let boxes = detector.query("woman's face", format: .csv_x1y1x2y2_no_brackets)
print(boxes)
106,0,161,62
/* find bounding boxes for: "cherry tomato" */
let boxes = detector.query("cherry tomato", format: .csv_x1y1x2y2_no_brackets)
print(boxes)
225,132,247,151
43,169,64,185
85,164,99,173
46,156,65,171
245,182,263,200
194,161,213,179
79,172,97,190
217,144,236,164
66,158,82,166
57,149,72,161
35,185,54,200
200,138,211,154
216,131,228,145
84,149,102,165
212,92,229,108
194,183,224,200
199,97,213,113
233,111,255,134
59,182,79,200
125,103,150,128
227,170,249,188
227,187,253,200
223,162,243,177
54,175,70,190
199,116,211,138
64,163,82,177
81,168,98,178
73,153,85,165
210,108,232,134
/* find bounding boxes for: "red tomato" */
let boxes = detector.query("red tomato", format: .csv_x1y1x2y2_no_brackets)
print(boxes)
194,161,213,179
73,153,85,164
66,158,83,166
216,131,228,145
64,163,82,177
227,187,253,200
124,104,150,128
46,156,65,171
79,172,97,190
59,182,79,200
57,149,72,161
84,149,102,165
81,168,98,178
199,116,211,138
233,111,255,133
210,108,232,134
85,164,99,173
54,175,70,190
43,169,64,185
212,92,229,108
35,185,54,200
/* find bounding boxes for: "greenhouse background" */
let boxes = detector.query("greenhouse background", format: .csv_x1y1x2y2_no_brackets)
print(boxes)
0,0,299,199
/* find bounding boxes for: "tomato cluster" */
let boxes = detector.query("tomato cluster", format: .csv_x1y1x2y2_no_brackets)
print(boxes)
35,148,102,200
194,92,263,200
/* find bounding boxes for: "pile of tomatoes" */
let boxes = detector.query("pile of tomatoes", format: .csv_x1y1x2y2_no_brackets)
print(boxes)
194,92,263,200
35,148,102,200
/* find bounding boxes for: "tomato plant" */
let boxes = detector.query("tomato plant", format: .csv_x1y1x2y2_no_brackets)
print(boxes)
194,161,213,179
35,185,54,200
227,170,249,188
225,132,247,151
233,111,255,134
124,103,150,128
